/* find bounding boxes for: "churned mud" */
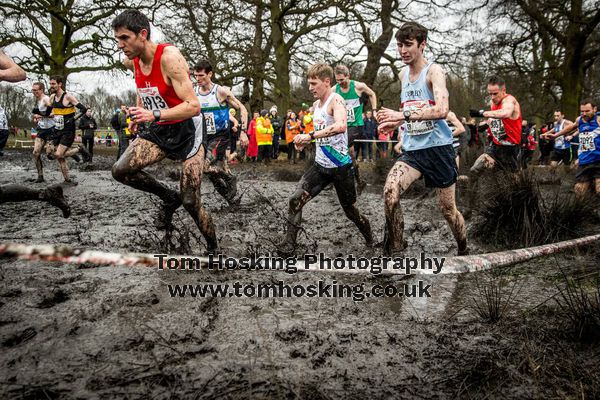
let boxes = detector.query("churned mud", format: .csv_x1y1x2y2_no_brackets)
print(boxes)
1,148,598,399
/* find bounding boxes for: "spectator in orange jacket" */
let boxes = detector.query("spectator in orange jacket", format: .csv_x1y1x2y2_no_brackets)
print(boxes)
285,111,301,164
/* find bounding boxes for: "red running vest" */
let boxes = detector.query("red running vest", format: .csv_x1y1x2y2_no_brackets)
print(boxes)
488,94,522,146
134,44,184,125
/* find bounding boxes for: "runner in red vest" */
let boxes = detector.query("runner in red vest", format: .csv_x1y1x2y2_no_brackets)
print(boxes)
111,10,217,251
469,75,523,173
463,75,522,217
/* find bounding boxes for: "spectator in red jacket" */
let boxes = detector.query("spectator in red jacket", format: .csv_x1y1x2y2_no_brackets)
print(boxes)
246,111,259,162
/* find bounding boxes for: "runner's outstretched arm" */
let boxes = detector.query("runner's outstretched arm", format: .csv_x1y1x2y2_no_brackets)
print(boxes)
357,81,377,110
543,118,579,139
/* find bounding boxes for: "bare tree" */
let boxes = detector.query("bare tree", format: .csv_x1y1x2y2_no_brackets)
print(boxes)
463,0,600,119
0,0,156,80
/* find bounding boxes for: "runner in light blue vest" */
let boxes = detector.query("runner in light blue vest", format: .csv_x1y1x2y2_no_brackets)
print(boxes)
376,22,467,256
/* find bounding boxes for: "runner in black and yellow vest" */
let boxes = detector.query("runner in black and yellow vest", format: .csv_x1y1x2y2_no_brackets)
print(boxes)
0,49,71,218
334,64,377,194
47,76,91,184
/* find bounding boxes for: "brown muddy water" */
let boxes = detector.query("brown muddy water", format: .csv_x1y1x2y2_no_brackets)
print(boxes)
1,148,598,399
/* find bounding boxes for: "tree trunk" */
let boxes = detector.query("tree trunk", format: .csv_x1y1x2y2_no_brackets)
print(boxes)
559,39,585,120
269,0,291,113
360,0,395,88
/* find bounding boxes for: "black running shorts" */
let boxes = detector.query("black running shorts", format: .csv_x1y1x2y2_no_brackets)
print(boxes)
485,143,521,172
397,144,458,188
139,117,203,161
298,163,357,207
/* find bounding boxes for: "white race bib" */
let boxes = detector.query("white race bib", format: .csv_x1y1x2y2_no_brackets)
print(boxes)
404,100,434,136
346,106,355,123
54,115,64,130
138,87,168,111
204,112,216,135
579,131,597,153
489,118,513,145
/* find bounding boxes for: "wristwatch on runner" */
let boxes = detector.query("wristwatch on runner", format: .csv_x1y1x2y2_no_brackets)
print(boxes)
403,110,411,121
153,110,161,122
309,131,315,140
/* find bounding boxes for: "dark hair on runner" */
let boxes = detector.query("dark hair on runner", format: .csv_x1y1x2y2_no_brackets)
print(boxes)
33,82,45,91
487,75,506,87
194,59,213,73
112,10,151,40
580,98,596,107
395,22,428,45
50,75,64,86
554,110,564,114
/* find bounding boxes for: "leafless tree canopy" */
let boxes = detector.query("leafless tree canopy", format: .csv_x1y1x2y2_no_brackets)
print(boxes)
0,0,598,122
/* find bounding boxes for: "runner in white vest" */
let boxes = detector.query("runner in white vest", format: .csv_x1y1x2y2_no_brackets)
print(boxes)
279,63,373,254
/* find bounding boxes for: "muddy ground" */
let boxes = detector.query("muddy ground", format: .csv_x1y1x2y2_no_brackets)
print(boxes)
1,147,599,399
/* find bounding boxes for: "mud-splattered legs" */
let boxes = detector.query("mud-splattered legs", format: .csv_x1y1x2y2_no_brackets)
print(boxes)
574,178,600,198
111,138,177,202
32,138,46,179
341,203,373,245
383,161,421,254
466,153,495,212
204,157,237,204
0,184,42,203
181,146,218,251
284,188,312,246
437,184,467,253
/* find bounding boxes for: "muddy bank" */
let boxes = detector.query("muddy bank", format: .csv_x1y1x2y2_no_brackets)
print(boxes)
1,148,599,399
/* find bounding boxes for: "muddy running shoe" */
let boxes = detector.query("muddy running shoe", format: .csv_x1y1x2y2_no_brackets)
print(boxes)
78,146,92,163
63,178,78,186
155,196,182,230
42,185,71,218
462,208,473,221
224,175,240,206
356,179,367,196
457,239,469,256
71,154,81,163
277,241,296,257
34,176,45,183
382,230,408,256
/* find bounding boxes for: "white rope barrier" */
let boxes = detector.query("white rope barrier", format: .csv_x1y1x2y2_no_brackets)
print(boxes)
1,233,598,275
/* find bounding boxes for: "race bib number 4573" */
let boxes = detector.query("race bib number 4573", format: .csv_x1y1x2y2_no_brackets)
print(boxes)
138,87,169,111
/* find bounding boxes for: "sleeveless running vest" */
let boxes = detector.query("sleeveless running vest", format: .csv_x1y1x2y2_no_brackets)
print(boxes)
577,116,600,166
488,95,522,146
553,120,570,150
336,80,364,127
37,97,54,130
51,92,76,132
134,43,184,125
314,93,352,168
400,63,453,151
196,84,229,135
